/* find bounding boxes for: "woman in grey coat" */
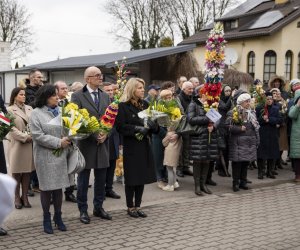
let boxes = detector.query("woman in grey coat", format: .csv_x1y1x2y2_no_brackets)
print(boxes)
30,85,71,234
226,93,260,192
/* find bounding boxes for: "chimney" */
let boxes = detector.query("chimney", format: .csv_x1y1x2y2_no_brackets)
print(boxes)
275,0,289,4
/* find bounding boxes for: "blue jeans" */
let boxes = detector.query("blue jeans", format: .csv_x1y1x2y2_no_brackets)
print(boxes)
77,168,107,212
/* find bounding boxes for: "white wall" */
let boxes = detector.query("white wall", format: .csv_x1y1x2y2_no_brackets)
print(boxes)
0,42,11,71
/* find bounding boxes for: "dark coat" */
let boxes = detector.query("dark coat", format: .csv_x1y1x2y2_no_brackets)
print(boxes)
0,94,7,174
187,98,219,161
109,127,121,161
226,110,259,162
25,84,40,108
177,91,192,113
71,85,110,169
218,95,233,137
115,101,157,186
256,104,282,160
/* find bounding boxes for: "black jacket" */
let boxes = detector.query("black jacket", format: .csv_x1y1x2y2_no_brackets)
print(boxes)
187,98,219,161
177,91,192,113
25,84,40,108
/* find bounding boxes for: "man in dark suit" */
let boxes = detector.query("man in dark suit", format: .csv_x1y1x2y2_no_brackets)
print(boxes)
71,66,112,224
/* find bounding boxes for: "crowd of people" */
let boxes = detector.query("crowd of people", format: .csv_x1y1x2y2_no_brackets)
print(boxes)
0,67,299,236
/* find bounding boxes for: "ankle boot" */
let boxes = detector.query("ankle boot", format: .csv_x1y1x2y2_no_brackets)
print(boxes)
53,212,67,231
193,165,203,196
43,212,53,234
12,174,22,209
257,160,264,179
266,160,276,179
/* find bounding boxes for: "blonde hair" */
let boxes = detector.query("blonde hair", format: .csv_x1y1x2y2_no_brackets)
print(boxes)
120,77,145,102
18,78,28,88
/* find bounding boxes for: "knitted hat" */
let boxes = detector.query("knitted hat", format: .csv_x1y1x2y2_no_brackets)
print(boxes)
290,79,300,87
237,93,251,105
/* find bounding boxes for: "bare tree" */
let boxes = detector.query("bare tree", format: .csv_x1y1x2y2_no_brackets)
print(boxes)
105,0,239,47
0,0,33,59
163,0,239,39
105,0,172,49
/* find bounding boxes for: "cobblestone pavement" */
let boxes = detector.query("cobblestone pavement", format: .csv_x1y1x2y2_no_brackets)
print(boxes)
1,181,300,250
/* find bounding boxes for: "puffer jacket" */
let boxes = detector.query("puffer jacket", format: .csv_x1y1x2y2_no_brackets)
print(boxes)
25,84,40,108
187,98,219,161
226,109,259,162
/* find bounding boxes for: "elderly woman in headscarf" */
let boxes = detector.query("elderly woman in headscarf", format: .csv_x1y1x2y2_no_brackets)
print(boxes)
226,93,260,192
256,91,282,179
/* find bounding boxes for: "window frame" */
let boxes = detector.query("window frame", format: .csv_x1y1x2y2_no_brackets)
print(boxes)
284,50,293,81
247,51,255,79
263,50,277,82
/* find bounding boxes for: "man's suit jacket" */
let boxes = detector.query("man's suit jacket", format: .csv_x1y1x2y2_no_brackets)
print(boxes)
71,85,110,169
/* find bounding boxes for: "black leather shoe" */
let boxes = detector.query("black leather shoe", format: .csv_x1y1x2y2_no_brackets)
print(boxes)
176,170,184,177
0,227,7,236
136,209,147,218
93,208,112,220
65,193,77,203
80,211,90,224
127,209,139,218
246,179,252,184
206,179,217,186
27,190,35,197
106,190,121,199
239,185,249,190
183,169,193,176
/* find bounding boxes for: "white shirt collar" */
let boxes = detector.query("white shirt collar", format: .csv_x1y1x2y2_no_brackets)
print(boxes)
86,84,98,94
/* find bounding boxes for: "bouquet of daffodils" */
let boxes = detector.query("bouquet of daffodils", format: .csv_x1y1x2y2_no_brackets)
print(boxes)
52,102,100,156
136,99,182,140
0,112,15,141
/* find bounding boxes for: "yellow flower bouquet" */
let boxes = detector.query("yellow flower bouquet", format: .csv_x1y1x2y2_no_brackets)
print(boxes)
53,102,100,156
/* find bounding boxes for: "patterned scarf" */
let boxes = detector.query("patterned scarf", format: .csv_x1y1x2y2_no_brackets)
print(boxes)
237,105,260,131
130,98,144,111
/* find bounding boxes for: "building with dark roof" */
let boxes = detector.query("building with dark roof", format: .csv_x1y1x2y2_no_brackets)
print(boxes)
179,0,300,85
0,45,196,103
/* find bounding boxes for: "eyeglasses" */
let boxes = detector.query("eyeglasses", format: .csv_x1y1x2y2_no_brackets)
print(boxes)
88,74,103,79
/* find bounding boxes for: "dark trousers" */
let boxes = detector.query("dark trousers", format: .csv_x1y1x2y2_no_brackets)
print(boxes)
293,159,300,177
77,168,107,212
105,159,116,192
125,185,144,208
207,161,215,180
30,170,39,188
0,142,7,174
232,161,249,187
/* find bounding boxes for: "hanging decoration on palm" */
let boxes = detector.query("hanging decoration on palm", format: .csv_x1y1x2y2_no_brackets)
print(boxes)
202,22,226,106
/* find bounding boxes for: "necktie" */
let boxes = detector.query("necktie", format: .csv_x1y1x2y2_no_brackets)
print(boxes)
92,91,99,107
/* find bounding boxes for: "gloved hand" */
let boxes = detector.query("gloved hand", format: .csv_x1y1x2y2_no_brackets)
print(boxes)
147,119,159,131
134,126,149,136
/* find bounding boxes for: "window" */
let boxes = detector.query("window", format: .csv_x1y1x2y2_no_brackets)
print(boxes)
230,20,238,29
247,51,255,78
263,50,277,82
284,50,293,81
298,52,300,79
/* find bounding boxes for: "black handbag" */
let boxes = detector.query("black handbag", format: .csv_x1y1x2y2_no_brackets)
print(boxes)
175,115,203,135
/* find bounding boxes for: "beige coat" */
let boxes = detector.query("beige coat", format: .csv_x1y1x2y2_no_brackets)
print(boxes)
163,131,182,168
7,104,34,173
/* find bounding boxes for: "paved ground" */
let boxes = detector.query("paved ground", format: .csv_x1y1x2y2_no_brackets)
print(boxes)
1,162,300,250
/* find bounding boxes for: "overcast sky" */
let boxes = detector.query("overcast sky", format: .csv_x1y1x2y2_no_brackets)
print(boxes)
17,0,129,66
